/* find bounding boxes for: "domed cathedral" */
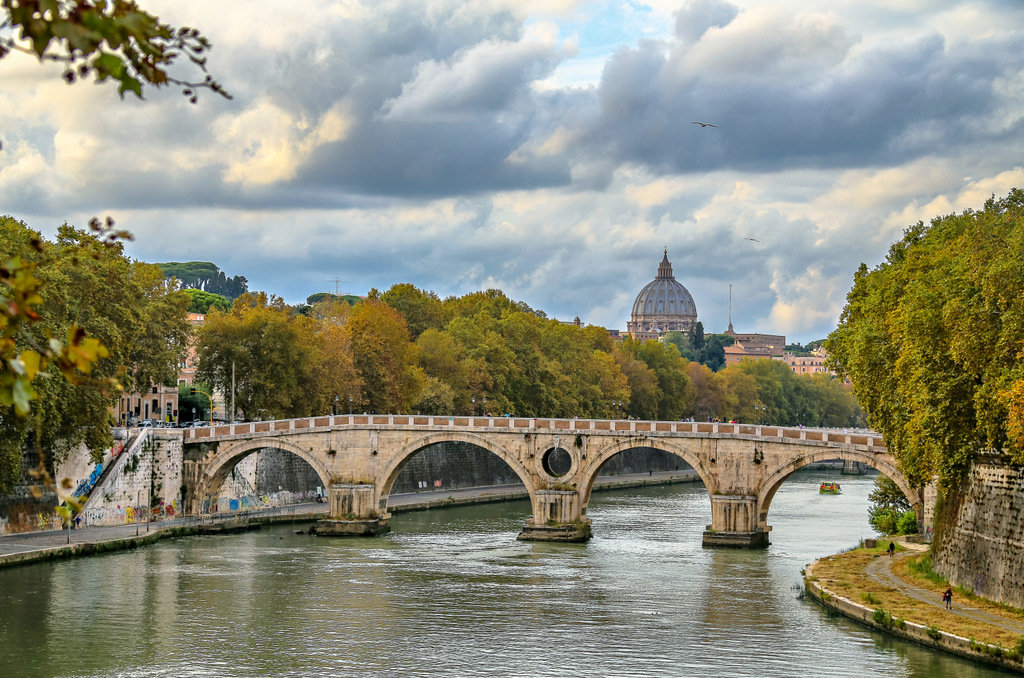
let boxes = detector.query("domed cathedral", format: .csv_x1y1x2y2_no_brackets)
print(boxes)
627,250,698,341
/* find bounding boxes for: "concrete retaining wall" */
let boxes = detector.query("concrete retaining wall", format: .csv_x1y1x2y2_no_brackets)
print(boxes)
933,458,1024,609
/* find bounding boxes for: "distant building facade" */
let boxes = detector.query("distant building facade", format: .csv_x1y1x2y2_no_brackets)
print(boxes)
627,250,698,341
782,346,832,375
722,325,786,367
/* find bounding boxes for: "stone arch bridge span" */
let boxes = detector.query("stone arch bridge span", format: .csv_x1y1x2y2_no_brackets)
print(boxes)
181,415,921,547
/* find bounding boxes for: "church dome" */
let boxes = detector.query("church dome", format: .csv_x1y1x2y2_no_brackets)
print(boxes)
627,251,697,338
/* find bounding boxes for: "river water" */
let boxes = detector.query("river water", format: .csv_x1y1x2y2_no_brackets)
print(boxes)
0,470,1004,678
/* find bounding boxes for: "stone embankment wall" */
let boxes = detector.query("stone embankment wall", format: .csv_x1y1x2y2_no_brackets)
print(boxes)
933,458,1024,609
81,431,184,527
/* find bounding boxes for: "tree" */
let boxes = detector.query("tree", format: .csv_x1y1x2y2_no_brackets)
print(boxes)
827,189,1024,486
342,299,422,413
0,218,190,493
1,0,229,101
374,283,444,340
182,288,230,314
196,292,314,420
868,475,915,535
158,262,247,299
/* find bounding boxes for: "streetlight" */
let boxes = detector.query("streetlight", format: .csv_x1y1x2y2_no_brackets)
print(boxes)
333,395,339,416
190,386,214,426
482,396,487,416
348,396,353,414
471,396,476,416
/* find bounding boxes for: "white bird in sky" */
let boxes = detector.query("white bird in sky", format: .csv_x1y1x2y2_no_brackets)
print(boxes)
691,121,717,128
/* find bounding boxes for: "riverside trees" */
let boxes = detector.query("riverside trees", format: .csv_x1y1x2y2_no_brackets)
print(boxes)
193,283,862,427
827,189,1024,487
0,217,190,494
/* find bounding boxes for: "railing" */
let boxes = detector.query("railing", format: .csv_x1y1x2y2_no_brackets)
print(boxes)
183,415,886,449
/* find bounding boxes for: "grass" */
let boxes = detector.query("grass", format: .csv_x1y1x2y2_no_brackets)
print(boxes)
810,543,1024,651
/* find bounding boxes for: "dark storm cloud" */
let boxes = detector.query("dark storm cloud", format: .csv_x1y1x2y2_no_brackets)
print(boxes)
581,21,1024,176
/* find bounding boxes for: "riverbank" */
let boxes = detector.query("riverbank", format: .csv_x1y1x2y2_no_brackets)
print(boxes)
805,540,1024,674
0,470,698,569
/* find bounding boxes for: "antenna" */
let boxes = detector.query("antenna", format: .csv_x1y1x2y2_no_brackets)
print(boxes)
329,276,343,296
728,284,734,333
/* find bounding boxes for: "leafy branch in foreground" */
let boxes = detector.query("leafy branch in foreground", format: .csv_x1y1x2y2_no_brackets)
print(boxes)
0,0,230,102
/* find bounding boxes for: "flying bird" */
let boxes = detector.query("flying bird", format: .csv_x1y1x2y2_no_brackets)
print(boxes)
691,121,717,128
744,236,760,243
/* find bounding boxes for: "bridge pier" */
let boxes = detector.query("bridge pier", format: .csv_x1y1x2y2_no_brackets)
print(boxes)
517,489,592,543
702,495,770,548
314,483,391,537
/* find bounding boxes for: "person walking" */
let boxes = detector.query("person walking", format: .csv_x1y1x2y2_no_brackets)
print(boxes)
943,586,953,609
887,540,895,557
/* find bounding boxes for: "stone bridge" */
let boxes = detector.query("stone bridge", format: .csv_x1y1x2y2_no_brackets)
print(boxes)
181,414,924,547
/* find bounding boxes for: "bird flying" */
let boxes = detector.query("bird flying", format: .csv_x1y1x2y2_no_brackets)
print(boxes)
692,121,717,128
744,236,760,242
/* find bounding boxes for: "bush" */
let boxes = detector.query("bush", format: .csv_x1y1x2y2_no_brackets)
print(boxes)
869,507,898,535
897,510,919,534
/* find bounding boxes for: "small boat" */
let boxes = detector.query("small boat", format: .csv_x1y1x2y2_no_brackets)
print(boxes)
820,482,842,494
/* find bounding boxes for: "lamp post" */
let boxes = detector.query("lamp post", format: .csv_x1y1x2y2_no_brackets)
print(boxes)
333,395,338,416
191,386,214,426
482,396,487,416
349,396,353,414
471,397,476,416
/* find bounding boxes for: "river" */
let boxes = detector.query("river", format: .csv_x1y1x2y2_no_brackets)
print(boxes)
0,470,1003,677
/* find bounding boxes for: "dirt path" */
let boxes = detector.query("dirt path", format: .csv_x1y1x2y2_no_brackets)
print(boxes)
865,542,1024,635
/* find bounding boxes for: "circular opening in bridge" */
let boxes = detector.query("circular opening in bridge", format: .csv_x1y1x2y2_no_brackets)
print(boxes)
542,447,572,478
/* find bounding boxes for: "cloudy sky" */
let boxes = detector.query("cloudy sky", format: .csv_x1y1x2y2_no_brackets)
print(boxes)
2,0,1023,343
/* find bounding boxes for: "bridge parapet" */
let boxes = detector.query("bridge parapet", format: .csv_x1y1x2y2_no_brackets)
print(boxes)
183,415,886,450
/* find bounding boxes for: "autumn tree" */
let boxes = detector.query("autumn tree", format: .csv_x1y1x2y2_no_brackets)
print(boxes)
196,293,316,420
827,189,1024,487
343,299,423,413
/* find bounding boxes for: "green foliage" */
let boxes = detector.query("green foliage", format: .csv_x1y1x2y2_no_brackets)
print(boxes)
158,262,247,299
182,288,230,314
927,625,942,641
896,509,919,534
0,217,190,493
663,323,734,371
827,189,1024,486
0,0,229,101
873,608,894,628
305,292,360,306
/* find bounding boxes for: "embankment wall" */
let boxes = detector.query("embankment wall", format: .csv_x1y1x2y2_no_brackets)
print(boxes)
933,458,1024,609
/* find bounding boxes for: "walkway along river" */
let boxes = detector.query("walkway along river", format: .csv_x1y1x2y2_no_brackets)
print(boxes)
0,471,1007,678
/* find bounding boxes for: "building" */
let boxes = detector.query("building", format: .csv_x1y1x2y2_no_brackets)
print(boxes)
722,326,786,367
627,250,698,341
114,385,178,425
782,346,832,375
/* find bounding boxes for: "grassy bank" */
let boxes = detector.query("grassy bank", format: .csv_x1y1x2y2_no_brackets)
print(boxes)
807,542,1024,669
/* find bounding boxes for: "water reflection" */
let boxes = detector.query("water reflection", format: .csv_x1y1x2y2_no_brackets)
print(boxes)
0,471,1006,677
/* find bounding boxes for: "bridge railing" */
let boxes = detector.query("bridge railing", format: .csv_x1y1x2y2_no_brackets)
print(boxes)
182,415,885,449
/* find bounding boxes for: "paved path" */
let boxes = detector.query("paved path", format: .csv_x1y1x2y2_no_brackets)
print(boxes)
865,541,1024,635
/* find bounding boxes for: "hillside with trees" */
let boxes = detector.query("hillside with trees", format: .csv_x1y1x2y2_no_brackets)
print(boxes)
827,188,1024,488
157,261,248,300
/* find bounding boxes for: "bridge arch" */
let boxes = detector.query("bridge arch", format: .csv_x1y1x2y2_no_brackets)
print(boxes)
755,446,921,530
192,438,333,513
579,437,716,508
379,431,537,501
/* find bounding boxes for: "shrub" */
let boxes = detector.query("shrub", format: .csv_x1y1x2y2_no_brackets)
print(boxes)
927,624,942,641
873,608,893,628
896,510,919,534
